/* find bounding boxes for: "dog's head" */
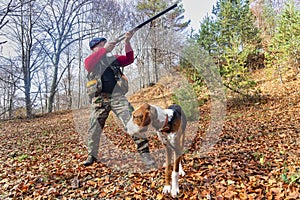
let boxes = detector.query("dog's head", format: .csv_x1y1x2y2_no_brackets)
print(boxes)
126,103,152,135
132,103,152,127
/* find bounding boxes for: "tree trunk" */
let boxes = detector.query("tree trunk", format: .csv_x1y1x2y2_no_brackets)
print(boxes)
24,75,32,118
67,52,72,110
47,60,58,113
47,54,59,113
77,35,82,109
21,1,33,118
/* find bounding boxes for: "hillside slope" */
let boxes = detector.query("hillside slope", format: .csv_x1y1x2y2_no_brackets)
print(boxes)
0,69,299,199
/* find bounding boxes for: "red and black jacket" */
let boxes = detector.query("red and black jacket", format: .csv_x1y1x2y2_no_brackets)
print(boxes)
84,44,134,94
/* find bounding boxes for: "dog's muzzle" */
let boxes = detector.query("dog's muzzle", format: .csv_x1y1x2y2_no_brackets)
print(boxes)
126,118,140,135
126,118,148,135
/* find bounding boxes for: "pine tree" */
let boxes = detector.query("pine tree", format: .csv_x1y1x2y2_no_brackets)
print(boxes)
196,16,218,55
196,0,261,95
266,0,300,81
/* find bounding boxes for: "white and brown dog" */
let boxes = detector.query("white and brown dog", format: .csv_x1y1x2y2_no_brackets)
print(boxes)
126,103,187,198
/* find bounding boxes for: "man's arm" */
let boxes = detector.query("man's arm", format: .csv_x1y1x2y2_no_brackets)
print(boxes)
84,48,107,73
115,43,134,67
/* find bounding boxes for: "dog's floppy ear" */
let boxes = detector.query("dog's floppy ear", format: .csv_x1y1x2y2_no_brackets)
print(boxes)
142,109,151,126
141,103,151,126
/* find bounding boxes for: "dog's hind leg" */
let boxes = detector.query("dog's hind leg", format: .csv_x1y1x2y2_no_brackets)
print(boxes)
170,135,182,198
179,161,185,176
163,147,172,194
179,129,185,176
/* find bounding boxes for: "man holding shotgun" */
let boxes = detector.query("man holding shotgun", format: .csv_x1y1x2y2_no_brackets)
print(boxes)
83,3,178,167
83,31,156,168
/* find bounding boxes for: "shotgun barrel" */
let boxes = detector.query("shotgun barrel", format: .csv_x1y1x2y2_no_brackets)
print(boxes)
114,3,178,44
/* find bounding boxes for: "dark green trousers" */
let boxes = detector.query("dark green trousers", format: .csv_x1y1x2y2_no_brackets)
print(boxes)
87,93,150,158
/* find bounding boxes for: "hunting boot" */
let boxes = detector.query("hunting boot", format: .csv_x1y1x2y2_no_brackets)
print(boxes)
132,136,156,169
83,155,97,166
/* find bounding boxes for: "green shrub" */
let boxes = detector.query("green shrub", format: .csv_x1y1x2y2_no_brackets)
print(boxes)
171,84,199,121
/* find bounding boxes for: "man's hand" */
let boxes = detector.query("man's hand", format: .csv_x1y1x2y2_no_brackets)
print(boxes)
104,41,116,52
124,31,134,44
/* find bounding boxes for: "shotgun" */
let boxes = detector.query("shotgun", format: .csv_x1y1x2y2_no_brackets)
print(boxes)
114,3,178,44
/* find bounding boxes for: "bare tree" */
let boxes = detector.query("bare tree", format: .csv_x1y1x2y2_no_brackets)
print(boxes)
0,57,21,119
65,48,74,109
3,0,47,118
250,0,286,50
89,0,135,39
133,0,189,87
55,47,76,111
36,0,98,113
0,0,15,45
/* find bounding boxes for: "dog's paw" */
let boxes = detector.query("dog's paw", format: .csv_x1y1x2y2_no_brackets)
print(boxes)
171,180,179,198
179,170,185,176
178,169,185,176
162,185,171,194
171,171,180,197
171,186,179,198
179,163,185,176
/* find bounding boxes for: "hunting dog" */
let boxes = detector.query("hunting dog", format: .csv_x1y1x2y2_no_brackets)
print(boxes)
126,103,187,198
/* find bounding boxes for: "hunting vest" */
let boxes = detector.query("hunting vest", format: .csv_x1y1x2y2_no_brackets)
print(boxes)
86,54,128,99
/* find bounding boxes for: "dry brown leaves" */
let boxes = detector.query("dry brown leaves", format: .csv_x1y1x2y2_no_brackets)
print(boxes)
0,70,299,199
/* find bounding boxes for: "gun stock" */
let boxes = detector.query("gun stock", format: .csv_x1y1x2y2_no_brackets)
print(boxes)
114,3,177,44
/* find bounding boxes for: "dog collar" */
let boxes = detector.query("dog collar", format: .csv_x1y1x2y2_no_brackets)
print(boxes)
159,114,170,132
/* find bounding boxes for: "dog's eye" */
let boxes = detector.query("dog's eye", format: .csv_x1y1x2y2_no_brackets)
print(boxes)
133,114,143,119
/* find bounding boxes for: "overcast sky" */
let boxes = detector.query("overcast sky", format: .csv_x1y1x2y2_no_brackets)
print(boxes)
182,0,218,30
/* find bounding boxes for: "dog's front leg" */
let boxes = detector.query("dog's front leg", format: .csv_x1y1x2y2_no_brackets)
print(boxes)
171,170,179,198
163,147,172,194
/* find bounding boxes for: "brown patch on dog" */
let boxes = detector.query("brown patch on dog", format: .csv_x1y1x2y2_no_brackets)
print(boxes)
169,117,181,133
132,103,151,127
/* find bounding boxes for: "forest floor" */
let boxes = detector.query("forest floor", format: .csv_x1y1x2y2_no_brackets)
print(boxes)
0,68,299,199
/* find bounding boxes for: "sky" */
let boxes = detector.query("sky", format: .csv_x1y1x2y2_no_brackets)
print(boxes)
1,0,218,56
181,0,218,30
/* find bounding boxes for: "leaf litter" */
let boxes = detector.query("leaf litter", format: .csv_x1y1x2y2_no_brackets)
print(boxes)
0,70,299,199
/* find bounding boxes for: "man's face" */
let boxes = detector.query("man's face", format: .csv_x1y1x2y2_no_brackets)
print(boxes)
92,41,106,51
